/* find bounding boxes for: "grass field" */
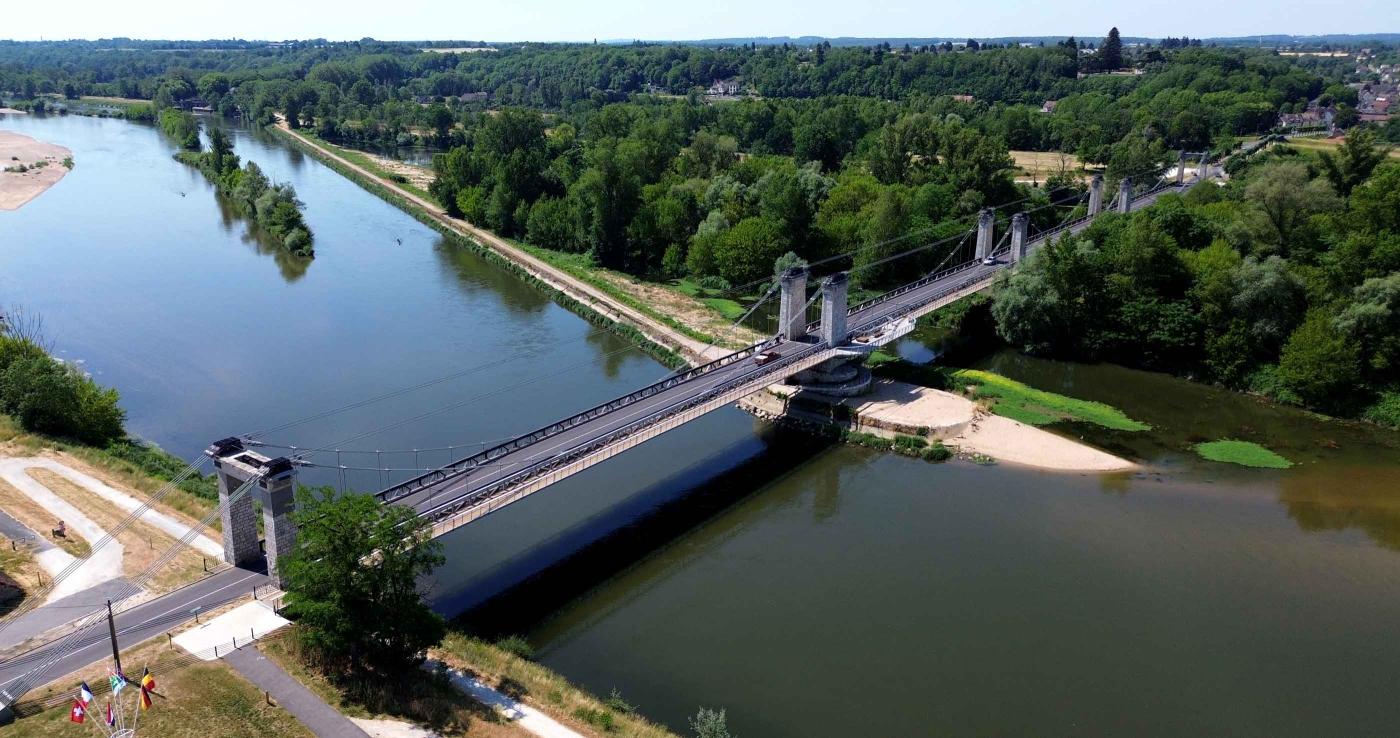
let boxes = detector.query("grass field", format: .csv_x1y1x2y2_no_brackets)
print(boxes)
7,639,315,738
1194,439,1293,469
1010,150,1091,181
1283,136,1400,159
950,369,1151,431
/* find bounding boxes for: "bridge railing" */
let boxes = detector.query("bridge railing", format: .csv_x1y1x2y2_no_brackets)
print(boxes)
375,333,786,504
409,341,834,527
834,257,985,328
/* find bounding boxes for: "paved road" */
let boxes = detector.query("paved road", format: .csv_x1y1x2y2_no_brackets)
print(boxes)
0,567,267,707
0,578,133,651
383,184,1188,527
224,646,370,738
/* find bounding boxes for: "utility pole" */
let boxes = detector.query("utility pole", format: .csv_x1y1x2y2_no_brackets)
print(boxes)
106,599,122,675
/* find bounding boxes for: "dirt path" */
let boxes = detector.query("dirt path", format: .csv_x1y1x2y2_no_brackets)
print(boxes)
0,129,71,211
275,121,728,365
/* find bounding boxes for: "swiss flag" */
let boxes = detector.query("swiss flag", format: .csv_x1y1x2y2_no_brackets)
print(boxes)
70,700,86,723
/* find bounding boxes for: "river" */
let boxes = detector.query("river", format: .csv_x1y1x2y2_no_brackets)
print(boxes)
4,113,1400,737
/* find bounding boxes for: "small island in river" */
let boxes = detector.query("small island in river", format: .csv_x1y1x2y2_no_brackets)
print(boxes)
0,129,72,210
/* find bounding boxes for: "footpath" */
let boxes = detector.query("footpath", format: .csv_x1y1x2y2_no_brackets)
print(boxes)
223,646,372,738
274,121,725,366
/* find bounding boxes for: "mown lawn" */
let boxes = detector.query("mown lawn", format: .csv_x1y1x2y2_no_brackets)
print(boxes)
1194,439,1293,469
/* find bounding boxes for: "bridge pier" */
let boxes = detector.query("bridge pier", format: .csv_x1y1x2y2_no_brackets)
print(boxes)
1117,177,1132,214
1176,151,1187,185
1088,174,1104,216
778,266,809,341
975,208,994,260
206,438,299,587
1010,212,1029,263
820,272,849,346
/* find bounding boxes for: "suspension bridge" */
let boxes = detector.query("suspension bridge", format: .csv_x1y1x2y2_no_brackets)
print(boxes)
209,164,1202,585
0,157,1209,713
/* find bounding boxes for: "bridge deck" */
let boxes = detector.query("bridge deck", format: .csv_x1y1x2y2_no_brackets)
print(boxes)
384,184,1187,534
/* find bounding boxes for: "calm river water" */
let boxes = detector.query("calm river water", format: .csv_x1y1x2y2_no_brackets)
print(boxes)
3,113,1400,737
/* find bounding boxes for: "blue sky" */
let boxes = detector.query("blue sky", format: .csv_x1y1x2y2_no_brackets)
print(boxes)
5,0,1397,42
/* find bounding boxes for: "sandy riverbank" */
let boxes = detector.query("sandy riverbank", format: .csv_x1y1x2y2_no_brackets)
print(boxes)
752,379,1136,472
0,130,71,210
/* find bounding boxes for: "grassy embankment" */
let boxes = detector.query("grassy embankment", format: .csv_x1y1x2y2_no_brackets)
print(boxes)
0,414,218,525
257,628,680,738
277,126,757,355
1194,439,1293,469
867,352,1149,432
272,126,692,370
5,637,314,738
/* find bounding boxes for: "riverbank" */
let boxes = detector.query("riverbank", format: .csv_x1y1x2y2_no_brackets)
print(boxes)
271,122,739,368
745,379,1136,471
0,130,71,210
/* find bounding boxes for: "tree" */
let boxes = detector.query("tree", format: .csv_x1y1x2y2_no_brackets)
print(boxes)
425,104,455,143
1317,128,1390,197
713,216,789,285
1277,310,1363,412
1242,161,1340,253
281,488,447,675
1096,28,1124,71
208,127,234,175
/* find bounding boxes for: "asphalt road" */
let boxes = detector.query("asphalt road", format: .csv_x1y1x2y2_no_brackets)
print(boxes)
390,183,1187,524
0,567,267,707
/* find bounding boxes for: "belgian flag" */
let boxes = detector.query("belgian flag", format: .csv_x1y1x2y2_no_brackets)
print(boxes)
140,667,156,692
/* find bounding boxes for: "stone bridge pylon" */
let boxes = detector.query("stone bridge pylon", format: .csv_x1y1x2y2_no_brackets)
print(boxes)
205,438,299,587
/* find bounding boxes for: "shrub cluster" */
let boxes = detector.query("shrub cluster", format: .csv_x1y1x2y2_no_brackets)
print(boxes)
0,333,124,446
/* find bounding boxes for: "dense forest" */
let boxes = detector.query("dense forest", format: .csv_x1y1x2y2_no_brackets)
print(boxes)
993,129,1400,425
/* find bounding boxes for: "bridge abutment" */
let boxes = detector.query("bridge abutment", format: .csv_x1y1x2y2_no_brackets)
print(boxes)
778,266,809,340
206,438,299,587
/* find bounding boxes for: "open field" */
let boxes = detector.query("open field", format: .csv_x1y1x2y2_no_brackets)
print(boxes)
1285,136,1400,159
1010,150,1091,182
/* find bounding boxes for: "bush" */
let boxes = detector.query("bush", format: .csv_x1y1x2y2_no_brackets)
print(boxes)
573,706,617,732
604,688,635,714
1363,391,1400,429
922,443,953,462
894,434,929,451
0,335,125,446
690,707,734,738
493,635,535,660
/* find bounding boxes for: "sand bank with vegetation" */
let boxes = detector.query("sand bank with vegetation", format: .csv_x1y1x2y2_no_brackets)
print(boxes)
0,130,71,210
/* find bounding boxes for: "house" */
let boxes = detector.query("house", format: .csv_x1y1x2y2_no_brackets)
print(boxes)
707,78,742,96
1040,100,1058,114
457,92,489,104
951,94,975,103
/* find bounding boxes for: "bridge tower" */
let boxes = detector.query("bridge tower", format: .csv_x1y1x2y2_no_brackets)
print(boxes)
206,438,299,587
1176,151,1187,185
1117,177,1133,214
820,272,849,346
777,266,809,340
975,208,994,260
1088,174,1105,216
1010,212,1029,263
